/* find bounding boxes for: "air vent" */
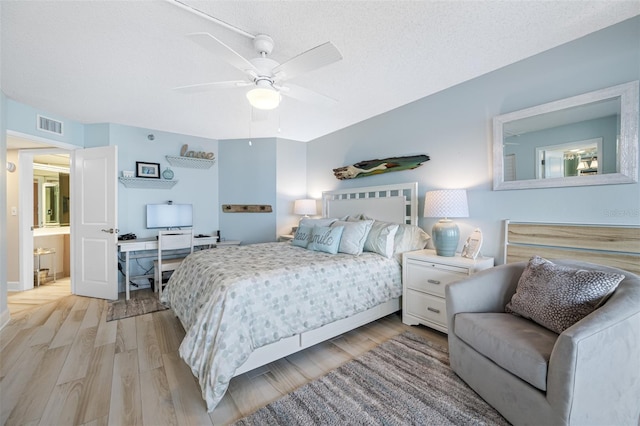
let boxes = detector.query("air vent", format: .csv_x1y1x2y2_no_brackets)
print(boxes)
37,115,64,135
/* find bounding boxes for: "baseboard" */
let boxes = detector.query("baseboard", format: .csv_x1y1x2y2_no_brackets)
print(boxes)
7,281,22,291
0,307,11,331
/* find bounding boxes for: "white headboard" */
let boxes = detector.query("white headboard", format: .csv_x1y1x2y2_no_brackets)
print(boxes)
322,182,418,225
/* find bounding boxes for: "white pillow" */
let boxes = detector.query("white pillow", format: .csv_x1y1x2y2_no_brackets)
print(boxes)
300,217,338,228
331,219,374,255
364,221,399,258
393,224,431,255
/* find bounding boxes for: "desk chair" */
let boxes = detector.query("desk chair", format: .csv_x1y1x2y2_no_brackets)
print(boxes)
154,230,193,297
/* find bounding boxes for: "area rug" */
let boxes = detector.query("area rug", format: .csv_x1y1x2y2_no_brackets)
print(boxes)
234,331,510,425
106,288,168,322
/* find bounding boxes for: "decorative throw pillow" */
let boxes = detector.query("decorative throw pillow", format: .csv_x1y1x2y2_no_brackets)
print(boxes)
505,256,625,334
363,221,399,258
307,225,344,254
331,219,374,255
291,225,313,248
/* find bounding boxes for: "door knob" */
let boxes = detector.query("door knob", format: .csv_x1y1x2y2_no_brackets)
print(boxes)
101,228,118,234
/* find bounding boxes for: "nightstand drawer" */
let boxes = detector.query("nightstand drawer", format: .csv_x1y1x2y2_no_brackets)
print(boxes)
405,260,466,296
405,289,447,326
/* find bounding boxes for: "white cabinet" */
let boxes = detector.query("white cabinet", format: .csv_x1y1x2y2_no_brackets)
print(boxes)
402,249,494,333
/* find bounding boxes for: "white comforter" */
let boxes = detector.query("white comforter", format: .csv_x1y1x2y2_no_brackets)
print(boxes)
160,242,402,411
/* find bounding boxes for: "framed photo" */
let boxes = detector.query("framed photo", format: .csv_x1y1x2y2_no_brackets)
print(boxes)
461,228,483,260
136,161,160,178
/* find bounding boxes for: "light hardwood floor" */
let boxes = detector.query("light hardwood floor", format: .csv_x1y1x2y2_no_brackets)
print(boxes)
1,287,448,425
7,278,72,315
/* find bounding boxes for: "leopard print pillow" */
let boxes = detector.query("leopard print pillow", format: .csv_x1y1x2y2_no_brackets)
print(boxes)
505,256,625,334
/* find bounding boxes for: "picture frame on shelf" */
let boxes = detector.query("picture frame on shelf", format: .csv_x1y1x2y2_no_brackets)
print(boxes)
136,161,160,178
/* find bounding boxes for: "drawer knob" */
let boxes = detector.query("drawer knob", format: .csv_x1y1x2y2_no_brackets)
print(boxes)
427,279,441,285
427,307,441,314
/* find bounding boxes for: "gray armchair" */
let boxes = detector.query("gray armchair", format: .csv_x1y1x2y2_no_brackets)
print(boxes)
446,260,640,426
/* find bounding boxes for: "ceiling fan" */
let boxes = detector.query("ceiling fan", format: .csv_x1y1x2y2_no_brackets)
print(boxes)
174,31,343,110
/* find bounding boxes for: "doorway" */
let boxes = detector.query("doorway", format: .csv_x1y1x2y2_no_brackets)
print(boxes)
6,131,74,307
6,132,119,309
32,153,71,290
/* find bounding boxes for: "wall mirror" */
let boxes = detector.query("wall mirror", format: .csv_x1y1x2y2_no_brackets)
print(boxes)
493,81,638,190
33,159,70,228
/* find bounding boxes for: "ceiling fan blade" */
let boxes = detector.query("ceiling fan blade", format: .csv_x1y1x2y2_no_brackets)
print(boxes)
280,83,338,108
272,42,342,81
187,32,258,75
173,80,251,93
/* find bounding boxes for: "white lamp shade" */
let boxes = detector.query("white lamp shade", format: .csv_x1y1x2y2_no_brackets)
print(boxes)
246,82,280,110
424,189,469,219
294,199,317,216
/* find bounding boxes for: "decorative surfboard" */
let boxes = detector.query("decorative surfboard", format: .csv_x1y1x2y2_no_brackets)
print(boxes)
333,154,430,180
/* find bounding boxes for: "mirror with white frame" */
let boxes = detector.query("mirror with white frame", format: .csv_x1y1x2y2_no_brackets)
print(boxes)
493,81,639,190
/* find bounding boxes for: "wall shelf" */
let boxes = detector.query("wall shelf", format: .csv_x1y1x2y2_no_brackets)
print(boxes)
166,155,215,169
119,177,177,189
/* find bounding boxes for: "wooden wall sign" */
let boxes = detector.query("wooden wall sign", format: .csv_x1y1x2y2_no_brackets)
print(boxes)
180,144,214,160
333,154,430,180
222,204,273,213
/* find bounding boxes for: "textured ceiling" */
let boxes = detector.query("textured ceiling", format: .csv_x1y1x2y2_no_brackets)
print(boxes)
2,1,639,143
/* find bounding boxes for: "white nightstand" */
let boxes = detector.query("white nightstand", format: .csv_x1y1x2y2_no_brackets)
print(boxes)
402,249,494,333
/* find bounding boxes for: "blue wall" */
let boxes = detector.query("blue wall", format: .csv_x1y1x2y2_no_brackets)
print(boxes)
6,98,84,147
219,137,277,244
307,16,640,262
110,123,219,240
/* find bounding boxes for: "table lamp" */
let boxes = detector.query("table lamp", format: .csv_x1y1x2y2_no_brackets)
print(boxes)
294,199,317,218
424,189,469,256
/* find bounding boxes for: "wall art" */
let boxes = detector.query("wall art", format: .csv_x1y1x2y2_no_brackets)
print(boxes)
333,154,430,180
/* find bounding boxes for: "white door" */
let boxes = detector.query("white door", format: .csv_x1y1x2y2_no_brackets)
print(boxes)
72,146,118,299
543,150,565,179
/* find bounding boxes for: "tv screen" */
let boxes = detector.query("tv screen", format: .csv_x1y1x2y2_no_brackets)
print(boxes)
146,204,193,229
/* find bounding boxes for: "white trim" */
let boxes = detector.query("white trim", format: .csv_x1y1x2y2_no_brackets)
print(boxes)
0,308,10,331
7,281,22,292
494,80,639,190
7,130,77,150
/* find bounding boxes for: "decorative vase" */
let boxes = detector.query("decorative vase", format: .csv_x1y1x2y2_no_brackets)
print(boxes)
432,219,459,257
162,168,174,180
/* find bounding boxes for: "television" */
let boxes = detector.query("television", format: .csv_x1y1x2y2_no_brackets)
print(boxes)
146,204,193,229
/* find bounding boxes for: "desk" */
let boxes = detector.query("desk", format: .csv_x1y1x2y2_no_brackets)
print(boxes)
118,237,240,300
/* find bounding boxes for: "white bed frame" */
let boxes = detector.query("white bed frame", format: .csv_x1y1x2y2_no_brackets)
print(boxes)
234,182,418,376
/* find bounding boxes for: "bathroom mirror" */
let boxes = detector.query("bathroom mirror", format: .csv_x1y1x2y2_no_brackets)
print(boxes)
493,81,638,190
33,160,70,227
44,182,60,225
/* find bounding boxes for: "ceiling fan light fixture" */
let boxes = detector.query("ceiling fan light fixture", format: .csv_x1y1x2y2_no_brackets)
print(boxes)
246,83,280,110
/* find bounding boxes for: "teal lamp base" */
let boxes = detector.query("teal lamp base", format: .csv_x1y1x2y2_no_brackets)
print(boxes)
432,219,459,257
